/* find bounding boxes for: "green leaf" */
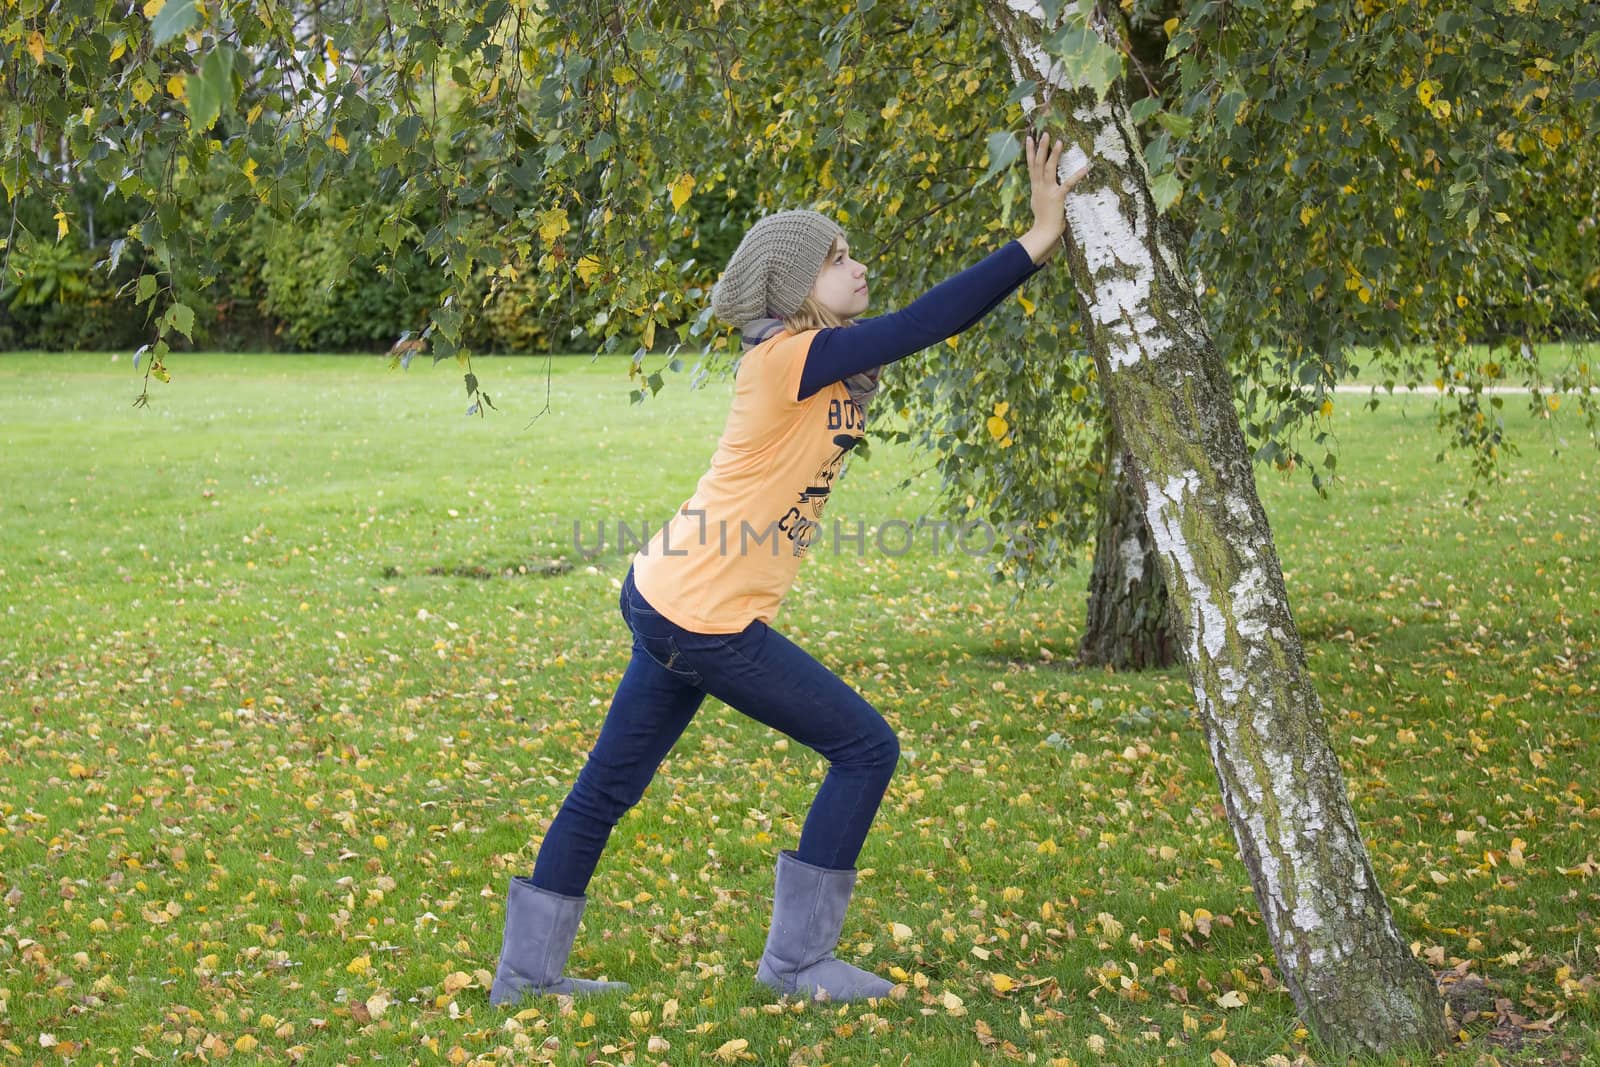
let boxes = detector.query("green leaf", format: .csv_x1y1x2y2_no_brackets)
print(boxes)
1150,171,1182,214
1043,21,1123,100
1128,97,1161,125
188,47,237,132
151,0,200,47
136,274,158,305
167,302,195,340
1005,79,1038,106
978,131,1022,187
1155,111,1193,138
397,115,423,147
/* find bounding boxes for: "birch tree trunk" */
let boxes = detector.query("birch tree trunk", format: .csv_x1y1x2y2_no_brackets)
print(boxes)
987,2,1449,1054
1079,423,1179,670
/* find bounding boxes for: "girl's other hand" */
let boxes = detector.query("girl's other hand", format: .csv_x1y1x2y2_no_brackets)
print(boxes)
1019,131,1091,265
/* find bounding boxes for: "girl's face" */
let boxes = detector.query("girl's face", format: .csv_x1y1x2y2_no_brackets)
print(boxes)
809,237,869,320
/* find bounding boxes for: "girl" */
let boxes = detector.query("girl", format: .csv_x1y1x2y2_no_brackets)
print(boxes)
492,132,1087,1005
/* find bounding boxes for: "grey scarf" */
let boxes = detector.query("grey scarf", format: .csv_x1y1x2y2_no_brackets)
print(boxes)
741,317,882,416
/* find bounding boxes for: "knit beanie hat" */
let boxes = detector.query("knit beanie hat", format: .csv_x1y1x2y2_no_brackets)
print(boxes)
710,209,845,329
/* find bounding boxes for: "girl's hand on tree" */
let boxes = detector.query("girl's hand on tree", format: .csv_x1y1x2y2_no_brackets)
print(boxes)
1018,131,1090,265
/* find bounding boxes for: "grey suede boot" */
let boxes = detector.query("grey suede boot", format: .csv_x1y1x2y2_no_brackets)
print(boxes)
489,877,629,1005
755,850,894,1001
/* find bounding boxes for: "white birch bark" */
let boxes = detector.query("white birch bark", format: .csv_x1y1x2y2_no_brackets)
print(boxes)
985,1,1449,1053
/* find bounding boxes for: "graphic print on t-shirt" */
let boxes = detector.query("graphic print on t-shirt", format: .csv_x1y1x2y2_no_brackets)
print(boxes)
775,395,866,557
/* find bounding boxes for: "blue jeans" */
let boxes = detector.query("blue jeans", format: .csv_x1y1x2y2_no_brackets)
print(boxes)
529,566,900,896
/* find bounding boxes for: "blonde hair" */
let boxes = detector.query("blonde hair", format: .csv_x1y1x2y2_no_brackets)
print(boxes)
782,295,852,333
780,237,856,333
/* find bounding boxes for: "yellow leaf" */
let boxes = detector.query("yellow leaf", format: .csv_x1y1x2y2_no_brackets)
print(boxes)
1539,126,1563,149
890,922,914,942
1017,293,1035,317
669,173,696,212
712,1038,749,1062
986,415,1009,440
576,255,602,284
993,400,1010,417
110,37,127,62
1086,1034,1107,1054
346,954,371,975
1319,399,1334,418
538,207,571,246
243,157,258,187
991,973,1016,993
1547,395,1561,412
132,77,154,105
1211,1051,1237,1067
941,990,966,1014
326,40,341,67
143,0,165,16
1299,204,1315,226
28,31,46,65
1417,80,1435,107
234,1035,259,1053
642,318,656,350
55,210,69,241
167,74,187,101
1163,17,1179,36
327,131,348,153
1216,989,1247,1008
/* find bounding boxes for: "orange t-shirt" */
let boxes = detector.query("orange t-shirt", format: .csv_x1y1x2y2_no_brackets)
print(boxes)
631,329,866,633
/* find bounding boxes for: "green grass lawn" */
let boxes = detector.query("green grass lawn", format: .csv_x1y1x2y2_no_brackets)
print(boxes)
1,352,1596,1066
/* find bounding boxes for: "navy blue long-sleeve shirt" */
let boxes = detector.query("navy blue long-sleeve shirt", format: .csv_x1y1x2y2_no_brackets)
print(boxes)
796,239,1044,402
